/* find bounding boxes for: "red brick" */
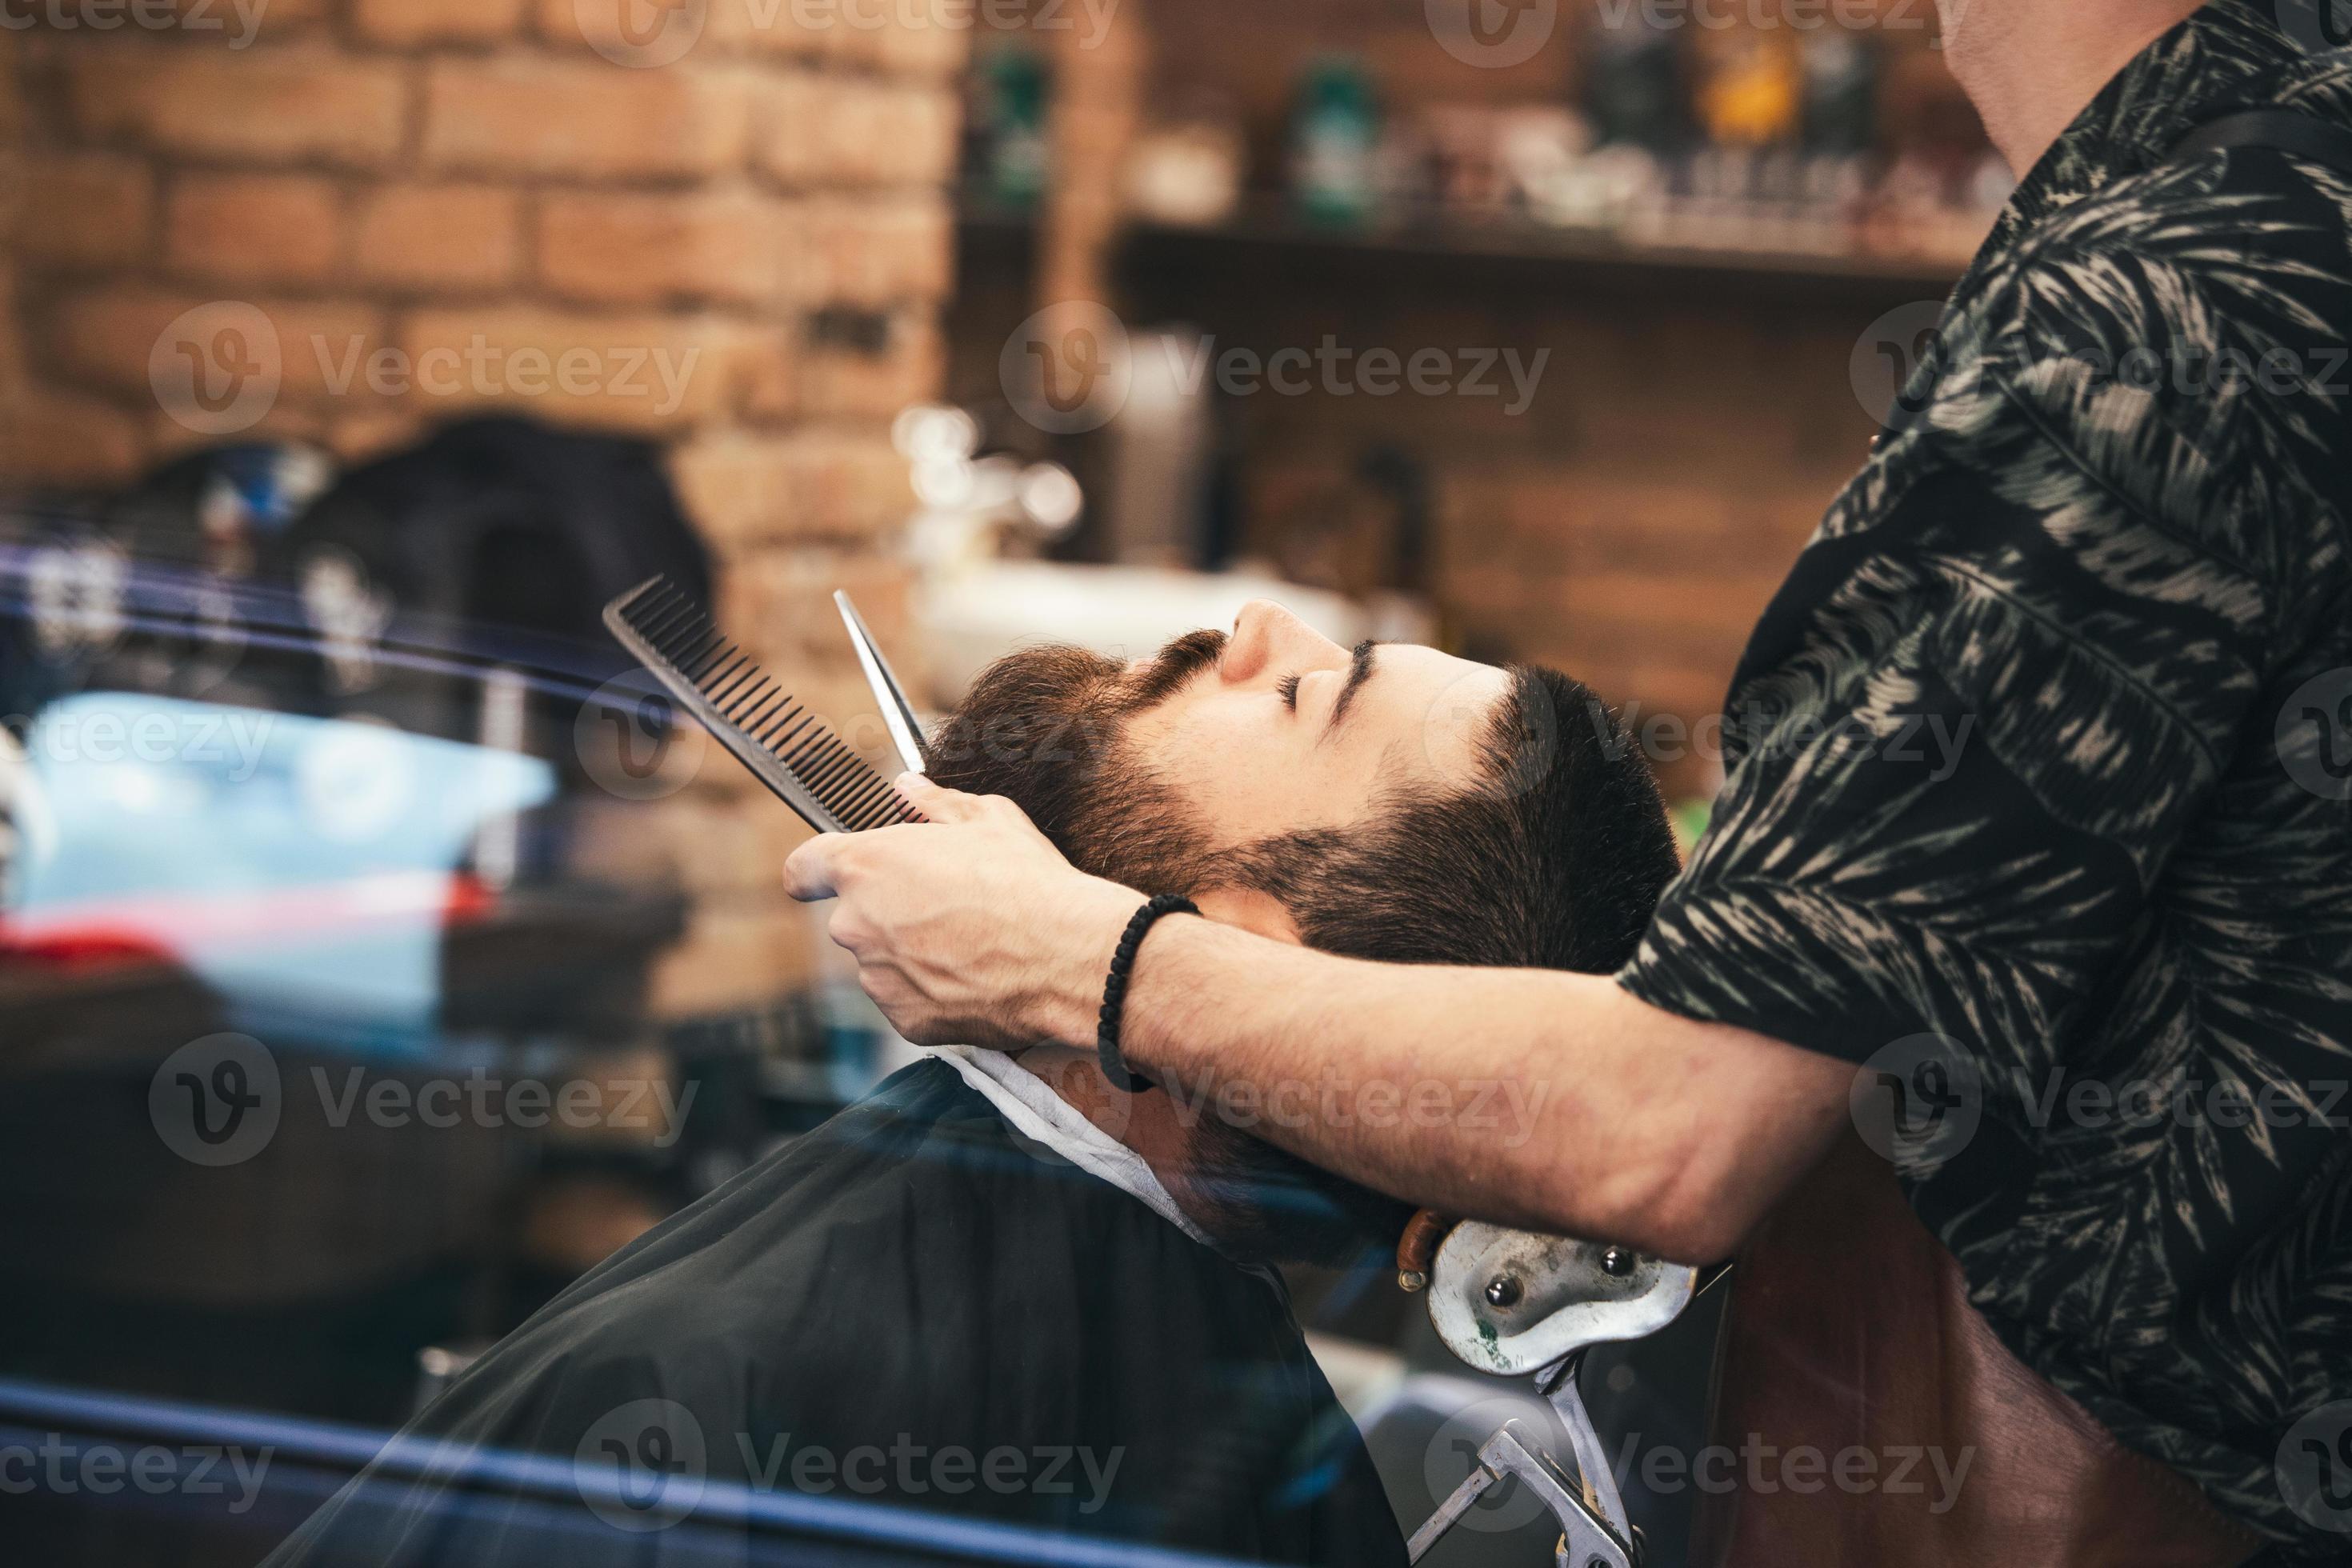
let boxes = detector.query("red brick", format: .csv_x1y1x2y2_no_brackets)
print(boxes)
51,288,386,410
354,0,529,46
538,190,787,306
422,59,749,180
753,73,959,188
646,902,819,1018
353,183,522,293
0,388,144,488
790,194,952,306
69,50,409,170
722,547,911,678
398,307,731,433
722,323,798,423
166,174,342,287
798,311,941,418
669,428,911,547
17,154,153,269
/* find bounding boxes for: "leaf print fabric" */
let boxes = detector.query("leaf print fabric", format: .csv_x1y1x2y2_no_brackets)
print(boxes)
1618,3,2352,1557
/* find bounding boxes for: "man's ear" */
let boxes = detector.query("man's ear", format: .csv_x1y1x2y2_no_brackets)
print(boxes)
1191,885,1304,946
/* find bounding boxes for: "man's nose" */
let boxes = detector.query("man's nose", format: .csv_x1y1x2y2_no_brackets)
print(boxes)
1223,600,1346,685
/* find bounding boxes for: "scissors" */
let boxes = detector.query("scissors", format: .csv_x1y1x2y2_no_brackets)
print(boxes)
835,590,930,780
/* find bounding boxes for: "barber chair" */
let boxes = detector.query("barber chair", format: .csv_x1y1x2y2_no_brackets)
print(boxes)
1398,1221,1717,1568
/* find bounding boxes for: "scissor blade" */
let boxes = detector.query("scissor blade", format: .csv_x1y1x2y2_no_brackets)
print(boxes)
1407,1466,1499,1564
834,590,930,778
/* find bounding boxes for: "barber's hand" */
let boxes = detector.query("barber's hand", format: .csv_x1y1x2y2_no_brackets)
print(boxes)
782,775,1142,1051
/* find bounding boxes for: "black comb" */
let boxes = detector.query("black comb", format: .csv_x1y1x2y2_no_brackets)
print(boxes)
602,576,923,834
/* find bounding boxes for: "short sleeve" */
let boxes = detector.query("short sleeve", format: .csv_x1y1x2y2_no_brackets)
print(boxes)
1618,383,2273,1095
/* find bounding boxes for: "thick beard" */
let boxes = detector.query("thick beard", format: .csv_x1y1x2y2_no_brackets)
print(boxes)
924,637,1222,895
926,638,1413,1268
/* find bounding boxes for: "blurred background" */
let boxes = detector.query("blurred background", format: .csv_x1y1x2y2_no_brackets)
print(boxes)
0,0,1995,1562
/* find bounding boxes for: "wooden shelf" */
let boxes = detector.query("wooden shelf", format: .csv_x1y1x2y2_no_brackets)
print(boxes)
1112,210,1967,309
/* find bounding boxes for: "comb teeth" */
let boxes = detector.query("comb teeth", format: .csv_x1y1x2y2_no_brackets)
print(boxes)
606,576,922,834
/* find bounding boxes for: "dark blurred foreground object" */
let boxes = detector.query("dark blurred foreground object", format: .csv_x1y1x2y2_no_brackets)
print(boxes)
1693,1137,2266,1568
259,1059,1405,1568
283,416,709,650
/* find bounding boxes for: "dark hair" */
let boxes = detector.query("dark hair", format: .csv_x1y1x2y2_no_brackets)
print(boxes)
930,646,1680,976
1227,667,1680,974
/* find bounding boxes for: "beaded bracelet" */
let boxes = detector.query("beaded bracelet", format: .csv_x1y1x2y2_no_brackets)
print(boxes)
1096,894,1197,1093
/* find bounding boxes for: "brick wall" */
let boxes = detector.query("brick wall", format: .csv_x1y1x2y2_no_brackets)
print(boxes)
2,0,970,1022
1070,0,1970,802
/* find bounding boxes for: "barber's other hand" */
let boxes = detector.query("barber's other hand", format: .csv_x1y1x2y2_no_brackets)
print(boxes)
782,775,1142,1052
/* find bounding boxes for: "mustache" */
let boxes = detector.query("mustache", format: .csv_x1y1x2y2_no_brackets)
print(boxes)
1118,628,1228,712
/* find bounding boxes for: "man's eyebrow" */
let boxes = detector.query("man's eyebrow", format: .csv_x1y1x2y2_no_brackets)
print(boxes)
1326,641,1380,737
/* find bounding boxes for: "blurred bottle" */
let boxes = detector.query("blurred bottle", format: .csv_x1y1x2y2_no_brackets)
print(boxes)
1801,31,1879,155
967,46,1051,210
1694,27,1802,148
1290,55,1382,227
1586,12,1686,152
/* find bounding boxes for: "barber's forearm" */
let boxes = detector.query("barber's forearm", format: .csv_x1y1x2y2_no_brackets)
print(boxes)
1104,918,1853,1263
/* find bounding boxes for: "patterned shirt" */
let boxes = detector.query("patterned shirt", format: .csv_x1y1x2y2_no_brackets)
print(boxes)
1619,2,2352,1555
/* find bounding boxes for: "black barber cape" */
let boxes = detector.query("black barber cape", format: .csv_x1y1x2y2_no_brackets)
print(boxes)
259,1059,1406,1568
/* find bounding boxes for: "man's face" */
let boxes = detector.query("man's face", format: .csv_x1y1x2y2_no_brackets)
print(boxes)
932,600,1514,871
1126,601,1512,851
